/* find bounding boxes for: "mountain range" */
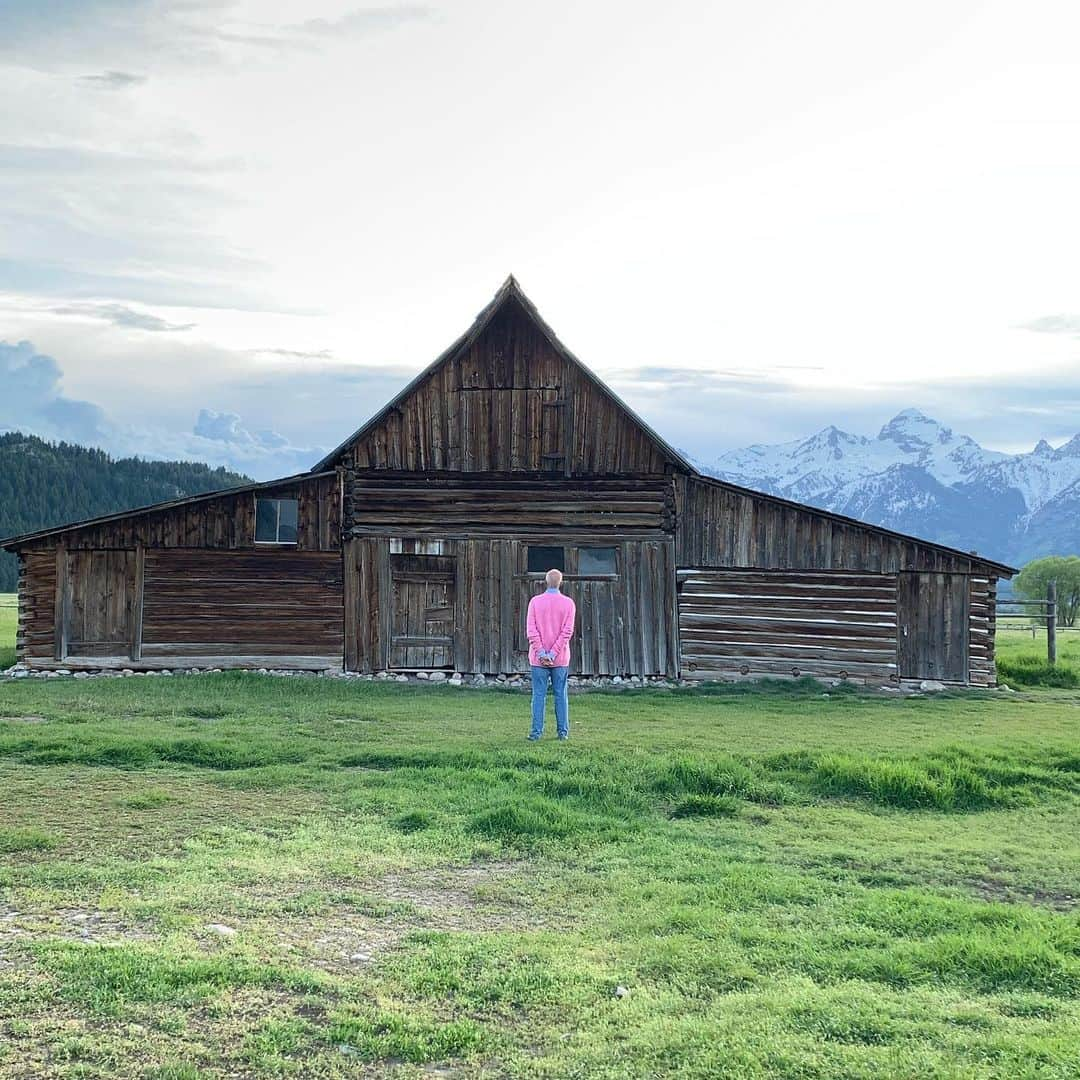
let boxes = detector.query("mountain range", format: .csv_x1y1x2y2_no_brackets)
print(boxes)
702,409,1080,568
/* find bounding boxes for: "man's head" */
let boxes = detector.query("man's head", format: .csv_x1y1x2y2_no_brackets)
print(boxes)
545,568,563,590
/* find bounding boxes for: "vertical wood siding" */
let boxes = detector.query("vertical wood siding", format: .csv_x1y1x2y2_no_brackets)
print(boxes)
342,300,671,476
345,536,676,676
896,572,970,682
675,475,980,574
21,474,341,553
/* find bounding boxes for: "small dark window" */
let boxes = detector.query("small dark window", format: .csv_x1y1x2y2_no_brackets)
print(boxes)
579,546,617,575
255,498,299,544
528,545,564,574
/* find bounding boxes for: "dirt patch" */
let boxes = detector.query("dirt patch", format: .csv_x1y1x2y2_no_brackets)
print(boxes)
0,899,154,945
968,877,1078,911
0,715,49,724
375,861,532,929
258,861,543,974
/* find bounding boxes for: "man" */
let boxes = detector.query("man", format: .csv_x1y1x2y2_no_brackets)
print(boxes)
525,568,576,741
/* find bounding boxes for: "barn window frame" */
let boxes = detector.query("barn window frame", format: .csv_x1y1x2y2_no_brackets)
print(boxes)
254,497,299,545
527,545,565,575
576,546,618,577
525,544,619,579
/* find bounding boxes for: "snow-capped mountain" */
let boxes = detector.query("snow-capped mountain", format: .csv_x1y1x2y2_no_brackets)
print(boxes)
703,409,1080,566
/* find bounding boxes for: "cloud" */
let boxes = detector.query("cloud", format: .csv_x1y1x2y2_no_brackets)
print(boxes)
0,340,109,445
294,6,433,38
78,70,147,89
194,408,278,447
0,1,433,73
253,347,335,361
0,139,276,312
46,302,195,332
1018,315,1080,336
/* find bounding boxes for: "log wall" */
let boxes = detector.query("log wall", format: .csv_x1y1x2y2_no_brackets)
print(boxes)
678,569,900,683
346,474,673,539
15,551,56,664
139,550,343,667
969,576,997,686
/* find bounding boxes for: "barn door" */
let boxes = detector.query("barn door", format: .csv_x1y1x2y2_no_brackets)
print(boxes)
58,549,138,659
389,554,456,669
897,572,969,682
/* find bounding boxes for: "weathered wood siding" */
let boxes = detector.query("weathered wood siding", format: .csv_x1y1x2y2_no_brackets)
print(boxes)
345,536,676,676
15,551,56,664
346,475,673,540
58,549,138,658
338,300,672,476
678,569,899,683
139,550,343,666
20,474,340,554
896,572,970,682
676,476,981,574
15,474,343,669
969,577,997,686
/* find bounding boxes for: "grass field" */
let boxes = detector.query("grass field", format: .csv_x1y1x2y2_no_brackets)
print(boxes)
1,607,1079,1077
0,594,16,671
998,626,1080,688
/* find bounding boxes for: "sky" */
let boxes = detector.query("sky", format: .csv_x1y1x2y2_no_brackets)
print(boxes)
2,0,1080,479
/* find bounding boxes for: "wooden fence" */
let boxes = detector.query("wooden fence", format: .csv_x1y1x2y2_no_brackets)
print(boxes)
997,581,1059,664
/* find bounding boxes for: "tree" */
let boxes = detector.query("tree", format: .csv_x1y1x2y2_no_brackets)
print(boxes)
1014,555,1080,627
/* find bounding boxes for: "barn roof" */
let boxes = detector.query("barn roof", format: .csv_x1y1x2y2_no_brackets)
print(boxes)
311,274,695,474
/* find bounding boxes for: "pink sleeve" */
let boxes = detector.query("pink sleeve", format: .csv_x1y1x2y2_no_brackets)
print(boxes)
526,597,543,649
553,599,576,653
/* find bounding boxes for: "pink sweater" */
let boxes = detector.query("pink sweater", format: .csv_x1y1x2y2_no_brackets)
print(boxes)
526,589,576,667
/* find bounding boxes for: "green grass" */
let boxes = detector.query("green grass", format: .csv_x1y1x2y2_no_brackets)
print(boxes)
0,593,16,670
997,626,1080,687
1,610,1079,1075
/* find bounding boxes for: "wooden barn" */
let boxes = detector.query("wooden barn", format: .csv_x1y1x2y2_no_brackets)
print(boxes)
3,277,1015,686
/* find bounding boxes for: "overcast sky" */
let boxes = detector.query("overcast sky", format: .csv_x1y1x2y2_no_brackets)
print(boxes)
2,0,1079,478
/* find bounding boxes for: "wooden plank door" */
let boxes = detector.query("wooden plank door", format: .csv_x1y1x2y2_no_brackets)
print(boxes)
897,572,969,682
389,554,456,669
59,549,137,659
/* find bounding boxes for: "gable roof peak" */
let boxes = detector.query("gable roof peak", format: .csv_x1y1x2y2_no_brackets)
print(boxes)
311,278,694,474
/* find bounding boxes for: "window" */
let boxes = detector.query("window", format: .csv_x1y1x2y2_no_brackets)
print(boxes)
578,546,617,575
255,498,298,544
527,545,564,574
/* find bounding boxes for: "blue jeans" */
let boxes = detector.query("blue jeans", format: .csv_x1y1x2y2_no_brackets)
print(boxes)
530,665,569,739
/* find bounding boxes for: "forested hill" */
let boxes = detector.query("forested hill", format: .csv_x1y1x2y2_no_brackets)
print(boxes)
0,433,252,592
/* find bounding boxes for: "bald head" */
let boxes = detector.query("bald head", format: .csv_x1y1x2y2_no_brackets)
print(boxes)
545,568,563,589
